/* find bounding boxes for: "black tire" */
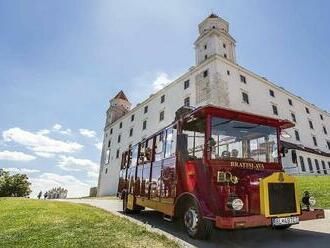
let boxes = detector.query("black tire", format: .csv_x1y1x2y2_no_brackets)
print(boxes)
273,224,292,230
182,200,213,239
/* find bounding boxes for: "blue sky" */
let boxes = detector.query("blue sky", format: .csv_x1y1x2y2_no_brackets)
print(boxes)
0,1,329,197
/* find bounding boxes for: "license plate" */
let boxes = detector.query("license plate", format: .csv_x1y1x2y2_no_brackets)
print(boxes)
272,216,299,226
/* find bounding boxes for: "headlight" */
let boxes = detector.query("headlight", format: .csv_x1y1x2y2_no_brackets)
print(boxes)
228,198,244,211
308,196,316,206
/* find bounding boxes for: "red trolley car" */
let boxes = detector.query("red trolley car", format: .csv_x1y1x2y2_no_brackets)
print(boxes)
117,105,324,239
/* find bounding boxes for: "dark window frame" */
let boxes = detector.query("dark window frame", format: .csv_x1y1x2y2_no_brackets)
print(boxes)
159,110,165,121
272,105,278,115
299,156,306,172
312,136,318,146
203,70,208,78
240,75,247,83
294,130,300,141
184,97,190,107
184,80,190,89
160,95,165,103
305,107,310,114
242,92,249,104
142,120,147,130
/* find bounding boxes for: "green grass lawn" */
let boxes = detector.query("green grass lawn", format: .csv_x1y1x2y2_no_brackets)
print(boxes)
0,198,180,248
296,175,330,209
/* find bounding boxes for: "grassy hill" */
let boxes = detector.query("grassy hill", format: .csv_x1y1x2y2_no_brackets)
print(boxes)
0,198,179,248
296,175,330,209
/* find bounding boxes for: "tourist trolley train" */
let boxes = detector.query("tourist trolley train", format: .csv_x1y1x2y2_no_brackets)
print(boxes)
117,105,324,239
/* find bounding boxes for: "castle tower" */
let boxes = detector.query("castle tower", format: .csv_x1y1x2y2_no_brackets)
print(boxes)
106,90,131,126
194,13,236,65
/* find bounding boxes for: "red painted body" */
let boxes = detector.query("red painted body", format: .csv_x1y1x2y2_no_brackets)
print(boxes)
117,105,324,229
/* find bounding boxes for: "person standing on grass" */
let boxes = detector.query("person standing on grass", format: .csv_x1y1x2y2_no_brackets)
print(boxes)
37,191,42,199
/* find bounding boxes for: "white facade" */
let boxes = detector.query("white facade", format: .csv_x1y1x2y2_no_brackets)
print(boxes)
97,14,330,196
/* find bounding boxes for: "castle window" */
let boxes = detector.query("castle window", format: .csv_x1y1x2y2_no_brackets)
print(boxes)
129,128,133,137
144,106,148,114
305,107,310,114
240,75,246,84
320,114,324,120
108,139,111,147
161,95,165,103
288,98,293,106
295,130,300,141
223,43,226,48
116,149,120,159
205,55,208,60
204,44,207,49
291,150,297,164
327,141,330,150
314,159,320,173
242,92,249,104
312,136,318,146
119,122,122,129
203,70,208,78
321,161,327,174
142,120,147,130
184,97,190,107
307,158,313,172
299,156,306,172
184,80,190,89
105,168,108,174
269,89,275,97
227,70,230,75
117,134,121,143
131,114,135,122
323,126,328,135
159,111,164,121
110,128,113,134
224,53,227,58
309,120,314,129
291,113,296,123
272,105,278,115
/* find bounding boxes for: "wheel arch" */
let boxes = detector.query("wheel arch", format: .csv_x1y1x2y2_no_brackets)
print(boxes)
174,192,201,218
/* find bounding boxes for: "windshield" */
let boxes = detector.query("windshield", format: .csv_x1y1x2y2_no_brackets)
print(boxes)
210,117,279,163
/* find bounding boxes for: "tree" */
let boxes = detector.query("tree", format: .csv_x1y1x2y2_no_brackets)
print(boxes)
0,170,32,197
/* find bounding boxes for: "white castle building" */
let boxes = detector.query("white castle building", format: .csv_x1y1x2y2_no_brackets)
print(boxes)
97,14,330,196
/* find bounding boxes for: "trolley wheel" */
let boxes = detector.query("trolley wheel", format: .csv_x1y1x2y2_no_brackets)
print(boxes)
182,200,213,239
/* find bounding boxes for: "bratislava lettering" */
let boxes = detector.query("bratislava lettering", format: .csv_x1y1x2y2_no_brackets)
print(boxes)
230,161,264,170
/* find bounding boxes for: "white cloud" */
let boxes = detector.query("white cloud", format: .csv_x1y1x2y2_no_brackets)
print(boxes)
152,72,172,91
3,127,83,154
59,129,72,135
4,167,40,174
57,155,99,178
79,129,96,138
37,129,50,135
30,173,90,198
95,142,103,151
0,150,36,161
34,152,55,158
53,124,62,130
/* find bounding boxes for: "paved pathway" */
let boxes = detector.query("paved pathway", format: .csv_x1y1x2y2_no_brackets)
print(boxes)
64,198,330,248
